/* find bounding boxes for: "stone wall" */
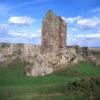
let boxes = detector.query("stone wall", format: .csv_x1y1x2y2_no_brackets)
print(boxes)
41,10,67,53
0,43,40,63
0,43,20,63
20,44,41,63
0,43,78,76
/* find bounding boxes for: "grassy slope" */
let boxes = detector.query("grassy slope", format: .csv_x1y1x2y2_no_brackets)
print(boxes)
0,60,100,100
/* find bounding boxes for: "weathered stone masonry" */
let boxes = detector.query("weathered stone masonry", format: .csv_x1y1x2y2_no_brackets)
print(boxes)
41,10,67,53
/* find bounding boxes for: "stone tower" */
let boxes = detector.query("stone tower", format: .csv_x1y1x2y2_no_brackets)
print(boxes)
41,10,67,53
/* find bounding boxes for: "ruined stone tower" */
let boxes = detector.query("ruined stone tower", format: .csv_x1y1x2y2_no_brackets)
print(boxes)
41,10,67,53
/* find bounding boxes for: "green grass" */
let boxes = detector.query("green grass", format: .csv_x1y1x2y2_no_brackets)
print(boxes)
0,60,100,100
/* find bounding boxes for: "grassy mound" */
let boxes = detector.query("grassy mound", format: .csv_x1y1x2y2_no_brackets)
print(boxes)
0,60,100,100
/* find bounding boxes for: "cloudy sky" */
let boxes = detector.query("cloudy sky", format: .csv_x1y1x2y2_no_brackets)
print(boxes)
0,0,100,47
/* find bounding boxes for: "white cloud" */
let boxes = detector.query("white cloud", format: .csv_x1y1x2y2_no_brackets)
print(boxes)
70,28,78,33
68,32,100,47
32,34,41,38
65,16,100,28
8,31,28,38
76,33,100,39
35,29,41,34
8,16,35,25
61,17,67,22
77,17,100,27
66,16,82,23
7,29,41,39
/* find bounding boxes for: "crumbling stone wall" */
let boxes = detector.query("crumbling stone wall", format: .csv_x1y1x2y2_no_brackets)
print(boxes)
41,10,67,53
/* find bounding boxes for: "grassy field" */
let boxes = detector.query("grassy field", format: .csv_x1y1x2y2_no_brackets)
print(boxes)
0,60,100,100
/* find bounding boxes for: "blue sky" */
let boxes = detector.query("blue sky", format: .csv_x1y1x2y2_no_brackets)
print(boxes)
0,0,100,47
